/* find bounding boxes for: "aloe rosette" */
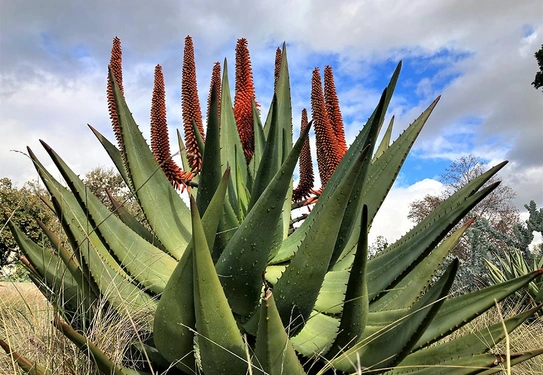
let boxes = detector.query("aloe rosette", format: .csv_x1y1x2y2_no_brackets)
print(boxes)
2,37,542,375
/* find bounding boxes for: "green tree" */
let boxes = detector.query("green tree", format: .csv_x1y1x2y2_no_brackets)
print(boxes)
1,167,138,278
532,44,543,90
83,166,144,221
0,178,56,273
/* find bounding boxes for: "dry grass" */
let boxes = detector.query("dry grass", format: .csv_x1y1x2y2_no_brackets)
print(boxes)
436,297,543,375
0,282,153,375
1,282,542,375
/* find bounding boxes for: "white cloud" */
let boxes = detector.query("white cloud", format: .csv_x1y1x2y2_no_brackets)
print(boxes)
0,0,541,217
369,178,445,244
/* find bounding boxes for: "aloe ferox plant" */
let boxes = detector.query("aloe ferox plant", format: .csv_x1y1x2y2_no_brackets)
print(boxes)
2,36,542,375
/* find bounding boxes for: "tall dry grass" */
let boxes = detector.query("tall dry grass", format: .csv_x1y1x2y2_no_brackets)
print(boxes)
434,296,543,374
0,282,153,375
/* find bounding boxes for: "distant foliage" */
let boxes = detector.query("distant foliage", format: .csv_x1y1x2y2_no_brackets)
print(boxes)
0,167,137,278
0,178,56,271
369,235,389,256
484,201,543,303
408,155,520,291
532,44,543,90
83,166,141,218
408,155,519,256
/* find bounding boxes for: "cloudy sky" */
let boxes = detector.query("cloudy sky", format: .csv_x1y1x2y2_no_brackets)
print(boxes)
1,0,542,243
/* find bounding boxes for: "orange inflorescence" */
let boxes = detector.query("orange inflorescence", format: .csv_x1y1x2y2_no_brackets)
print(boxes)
293,109,314,201
206,62,221,126
234,38,259,163
181,35,205,173
311,68,343,189
324,65,347,156
274,47,282,91
107,37,124,151
151,65,192,191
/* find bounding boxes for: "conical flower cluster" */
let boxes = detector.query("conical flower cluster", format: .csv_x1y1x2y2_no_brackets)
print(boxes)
151,65,192,191
182,36,205,173
107,37,124,152
234,38,259,162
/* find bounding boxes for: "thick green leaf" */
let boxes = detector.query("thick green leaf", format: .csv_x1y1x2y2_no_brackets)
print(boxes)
109,68,191,260
35,219,98,310
176,129,191,176
477,348,543,374
234,155,251,218
152,244,195,372
385,349,543,375
328,88,386,270
254,289,307,375
366,183,500,301
290,312,340,357
211,190,240,262
190,197,247,373
219,58,247,214
374,115,394,160
313,270,350,314
106,191,164,250
363,97,440,228
273,63,401,264
215,119,311,319
249,95,281,209
54,318,129,375
0,339,51,375
365,161,507,273
370,218,474,311
249,99,265,181
327,205,370,357
392,305,542,373
196,83,221,215
153,170,230,372
330,260,458,372
10,223,81,308
28,147,155,313
331,97,441,271
88,124,133,192
415,268,543,349
263,43,294,241
201,168,231,251
41,141,177,295
273,144,370,332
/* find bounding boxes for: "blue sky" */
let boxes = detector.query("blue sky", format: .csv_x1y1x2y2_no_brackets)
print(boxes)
1,0,542,242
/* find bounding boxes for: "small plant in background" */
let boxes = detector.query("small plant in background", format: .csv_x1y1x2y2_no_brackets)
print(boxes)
484,201,543,304
487,247,543,303
1,36,542,374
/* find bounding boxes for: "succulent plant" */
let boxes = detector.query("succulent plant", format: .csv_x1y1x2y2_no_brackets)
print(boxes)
486,247,543,303
2,36,542,375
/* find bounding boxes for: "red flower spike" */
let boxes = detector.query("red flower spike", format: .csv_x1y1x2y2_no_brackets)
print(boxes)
324,65,347,156
311,68,343,189
151,65,192,191
234,38,259,163
107,37,124,151
293,109,314,201
206,62,221,126
274,47,282,91
181,35,205,173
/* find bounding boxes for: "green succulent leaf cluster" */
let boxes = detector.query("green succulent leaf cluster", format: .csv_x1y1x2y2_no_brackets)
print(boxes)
3,39,542,375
